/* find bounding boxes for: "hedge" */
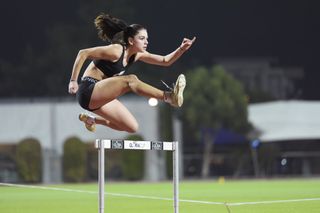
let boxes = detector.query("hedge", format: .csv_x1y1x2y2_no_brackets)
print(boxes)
63,137,87,182
121,134,145,180
15,138,42,183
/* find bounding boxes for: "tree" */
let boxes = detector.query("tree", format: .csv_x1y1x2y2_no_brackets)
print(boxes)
182,65,251,178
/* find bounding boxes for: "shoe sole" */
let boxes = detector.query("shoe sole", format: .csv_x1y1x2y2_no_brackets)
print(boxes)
175,74,186,107
79,113,96,132
79,113,86,121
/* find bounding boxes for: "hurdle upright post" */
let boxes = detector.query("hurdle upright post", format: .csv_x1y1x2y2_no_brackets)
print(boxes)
97,139,105,213
173,141,179,213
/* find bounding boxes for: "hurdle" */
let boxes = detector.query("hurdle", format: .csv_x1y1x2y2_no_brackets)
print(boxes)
95,139,179,213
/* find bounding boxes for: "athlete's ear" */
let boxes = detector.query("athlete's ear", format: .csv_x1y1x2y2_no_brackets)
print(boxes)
128,37,134,45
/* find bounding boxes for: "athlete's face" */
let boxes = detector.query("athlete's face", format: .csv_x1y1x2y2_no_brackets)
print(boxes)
131,29,148,52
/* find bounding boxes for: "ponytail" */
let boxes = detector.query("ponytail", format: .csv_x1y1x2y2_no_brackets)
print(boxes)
94,13,128,43
94,13,146,46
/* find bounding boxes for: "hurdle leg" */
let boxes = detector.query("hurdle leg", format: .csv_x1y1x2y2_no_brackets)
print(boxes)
173,141,179,213
98,140,105,213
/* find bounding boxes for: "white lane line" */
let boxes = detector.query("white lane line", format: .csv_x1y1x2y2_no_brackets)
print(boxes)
1,182,319,206
229,197,320,206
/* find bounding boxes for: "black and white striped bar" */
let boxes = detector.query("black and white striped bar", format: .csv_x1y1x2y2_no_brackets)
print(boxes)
95,139,179,213
95,139,176,151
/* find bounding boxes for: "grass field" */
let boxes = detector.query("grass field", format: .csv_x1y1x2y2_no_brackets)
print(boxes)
1,178,320,213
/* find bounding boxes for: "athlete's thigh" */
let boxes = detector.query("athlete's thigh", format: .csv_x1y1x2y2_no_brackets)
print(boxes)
94,99,139,132
89,76,131,109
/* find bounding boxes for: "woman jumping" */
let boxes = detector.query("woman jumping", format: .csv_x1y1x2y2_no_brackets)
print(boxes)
68,13,196,133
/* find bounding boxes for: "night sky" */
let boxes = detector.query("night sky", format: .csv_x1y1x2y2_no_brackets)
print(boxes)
1,0,319,99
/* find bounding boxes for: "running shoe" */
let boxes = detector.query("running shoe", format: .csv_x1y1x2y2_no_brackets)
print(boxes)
170,74,186,107
79,113,96,132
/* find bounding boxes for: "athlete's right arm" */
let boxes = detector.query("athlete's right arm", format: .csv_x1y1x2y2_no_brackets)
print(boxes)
68,44,122,94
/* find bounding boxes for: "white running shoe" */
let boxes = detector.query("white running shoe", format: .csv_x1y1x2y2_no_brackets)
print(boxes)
167,74,186,107
79,113,96,132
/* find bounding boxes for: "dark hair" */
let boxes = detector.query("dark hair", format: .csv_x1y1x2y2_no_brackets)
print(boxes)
94,13,145,46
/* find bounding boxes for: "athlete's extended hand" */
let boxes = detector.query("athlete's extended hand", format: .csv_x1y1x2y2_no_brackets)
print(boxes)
68,81,79,94
180,37,196,52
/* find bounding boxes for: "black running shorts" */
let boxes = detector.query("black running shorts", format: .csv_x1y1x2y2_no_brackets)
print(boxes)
76,76,100,111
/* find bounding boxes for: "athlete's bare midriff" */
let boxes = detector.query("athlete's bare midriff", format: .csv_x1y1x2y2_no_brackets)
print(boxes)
82,62,109,80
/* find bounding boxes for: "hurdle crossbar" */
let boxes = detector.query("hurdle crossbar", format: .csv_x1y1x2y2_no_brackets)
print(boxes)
95,139,179,213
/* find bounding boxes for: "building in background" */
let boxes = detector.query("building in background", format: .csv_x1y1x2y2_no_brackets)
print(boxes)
216,58,304,100
248,100,320,176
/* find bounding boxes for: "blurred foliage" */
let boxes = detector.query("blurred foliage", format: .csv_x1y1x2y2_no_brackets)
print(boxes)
15,138,42,183
121,134,145,180
63,137,87,182
182,65,252,177
183,65,251,134
86,141,98,180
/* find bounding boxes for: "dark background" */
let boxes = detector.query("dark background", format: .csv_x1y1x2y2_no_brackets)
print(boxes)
1,0,319,99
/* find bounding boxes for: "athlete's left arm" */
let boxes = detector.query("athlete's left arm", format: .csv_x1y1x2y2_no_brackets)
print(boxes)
137,37,196,66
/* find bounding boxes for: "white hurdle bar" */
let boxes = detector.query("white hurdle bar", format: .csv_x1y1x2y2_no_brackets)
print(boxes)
95,139,179,213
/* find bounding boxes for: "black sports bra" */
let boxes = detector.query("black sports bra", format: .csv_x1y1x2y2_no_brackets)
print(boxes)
93,46,135,77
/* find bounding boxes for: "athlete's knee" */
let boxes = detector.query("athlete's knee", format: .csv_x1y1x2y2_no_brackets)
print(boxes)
127,74,139,83
126,74,140,91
